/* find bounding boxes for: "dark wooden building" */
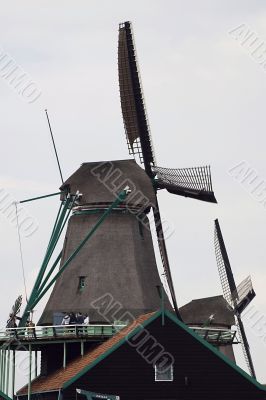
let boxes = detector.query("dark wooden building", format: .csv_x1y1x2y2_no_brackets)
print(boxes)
17,310,266,400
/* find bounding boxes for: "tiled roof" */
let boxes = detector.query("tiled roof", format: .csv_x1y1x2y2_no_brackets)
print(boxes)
17,312,155,396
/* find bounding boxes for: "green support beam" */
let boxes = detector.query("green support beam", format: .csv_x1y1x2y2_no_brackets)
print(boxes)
37,251,62,295
30,188,130,311
19,194,76,327
19,192,62,204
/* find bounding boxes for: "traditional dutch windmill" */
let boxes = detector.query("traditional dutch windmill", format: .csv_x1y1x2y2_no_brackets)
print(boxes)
214,219,256,378
19,21,217,328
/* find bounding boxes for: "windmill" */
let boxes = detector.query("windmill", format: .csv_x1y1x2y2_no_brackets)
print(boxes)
118,21,216,317
22,20,217,327
6,295,22,328
214,218,256,378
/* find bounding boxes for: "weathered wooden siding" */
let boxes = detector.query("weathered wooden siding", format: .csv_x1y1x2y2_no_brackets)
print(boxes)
61,317,266,400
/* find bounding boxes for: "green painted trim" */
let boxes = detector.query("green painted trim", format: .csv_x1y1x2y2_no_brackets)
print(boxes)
62,311,161,389
0,389,12,400
63,310,266,392
72,210,101,216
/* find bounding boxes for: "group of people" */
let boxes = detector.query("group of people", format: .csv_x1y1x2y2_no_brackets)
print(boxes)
61,312,89,325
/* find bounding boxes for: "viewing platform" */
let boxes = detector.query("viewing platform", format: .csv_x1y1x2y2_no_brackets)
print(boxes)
0,323,127,348
189,326,238,345
0,323,237,348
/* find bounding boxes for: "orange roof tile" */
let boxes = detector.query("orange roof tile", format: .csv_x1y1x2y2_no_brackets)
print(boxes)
17,312,155,395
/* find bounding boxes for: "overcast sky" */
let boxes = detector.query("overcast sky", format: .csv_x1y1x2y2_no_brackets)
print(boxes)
1,0,266,389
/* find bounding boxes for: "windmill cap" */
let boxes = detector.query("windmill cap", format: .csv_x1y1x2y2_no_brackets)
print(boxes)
60,159,156,209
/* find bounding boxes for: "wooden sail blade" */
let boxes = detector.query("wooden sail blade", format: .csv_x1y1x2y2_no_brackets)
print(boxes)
214,219,237,307
118,21,155,176
153,199,182,321
235,276,256,314
214,219,256,377
153,165,217,203
236,315,256,378
11,295,22,316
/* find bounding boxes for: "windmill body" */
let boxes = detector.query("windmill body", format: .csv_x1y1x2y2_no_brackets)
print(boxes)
39,160,172,325
180,295,237,363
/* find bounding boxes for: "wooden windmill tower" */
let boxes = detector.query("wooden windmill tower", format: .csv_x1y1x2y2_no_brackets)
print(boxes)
34,21,217,326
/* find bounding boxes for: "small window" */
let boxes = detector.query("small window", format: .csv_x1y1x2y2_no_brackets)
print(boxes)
78,276,86,291
155,363,173,382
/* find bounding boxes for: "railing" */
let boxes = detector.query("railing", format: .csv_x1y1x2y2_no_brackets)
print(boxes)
0,324,127,342
189,326,237,344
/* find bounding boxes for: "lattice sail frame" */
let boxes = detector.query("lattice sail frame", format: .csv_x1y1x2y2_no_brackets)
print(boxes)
153,165,216,203
236,319,254,376
11,295,22,317
214,225,234,307
154,165,213,192
214,220,256,378
118,21,156,172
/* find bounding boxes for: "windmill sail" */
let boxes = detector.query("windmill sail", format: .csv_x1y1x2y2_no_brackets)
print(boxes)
153,199,182,320
6,295,22,328
119,21,218,321
118,21,155,176
235,276,256,314
236,316,256,378
153,165,217,203
214,218,256,378
214,220,236,306
119,22,180,317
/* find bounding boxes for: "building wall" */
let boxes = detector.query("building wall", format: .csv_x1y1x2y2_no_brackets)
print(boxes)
61,316,266,400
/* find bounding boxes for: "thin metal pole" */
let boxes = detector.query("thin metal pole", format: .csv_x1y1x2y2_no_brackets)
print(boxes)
6,346,10,396
19,192,61,204
63,342,66,369
35,351,38,378
12,350,15,400
45,109,64,185
0,349,2,391
3,350,6,394
80,341,84,357
28,344,32,400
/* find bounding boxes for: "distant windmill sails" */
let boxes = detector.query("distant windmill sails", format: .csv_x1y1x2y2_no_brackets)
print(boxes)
119,21,217,319
6,295,22,328
214,219,256,378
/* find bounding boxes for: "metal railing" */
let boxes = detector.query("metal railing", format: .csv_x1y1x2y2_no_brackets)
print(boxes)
189,326,237,344
0,323,127,342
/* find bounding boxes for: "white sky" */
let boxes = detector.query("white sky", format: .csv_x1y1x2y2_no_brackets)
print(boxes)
0,0,266,389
